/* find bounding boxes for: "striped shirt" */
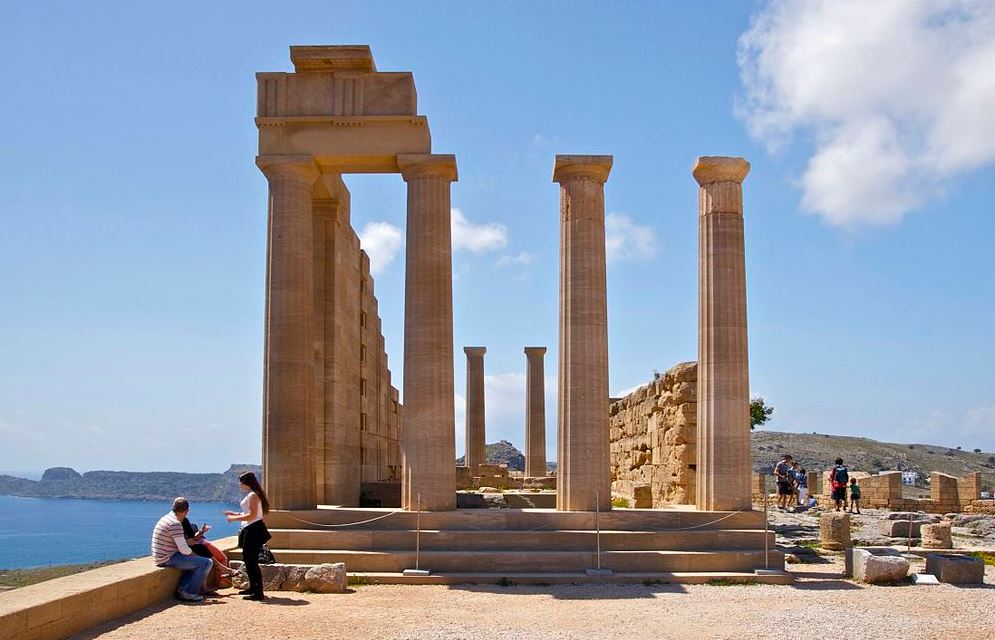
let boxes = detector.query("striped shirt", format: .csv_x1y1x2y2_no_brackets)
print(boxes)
151,512,188,565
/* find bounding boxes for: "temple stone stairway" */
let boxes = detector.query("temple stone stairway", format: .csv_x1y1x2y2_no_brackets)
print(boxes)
229,507,788,585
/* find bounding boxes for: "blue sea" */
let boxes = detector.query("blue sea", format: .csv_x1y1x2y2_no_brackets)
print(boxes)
0,496,241,570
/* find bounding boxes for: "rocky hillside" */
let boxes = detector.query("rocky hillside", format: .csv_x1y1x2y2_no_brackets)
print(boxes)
456,440,526,471
0,464,262,503
753,431,995,491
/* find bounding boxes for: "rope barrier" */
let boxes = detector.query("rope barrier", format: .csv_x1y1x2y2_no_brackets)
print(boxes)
282,509,404,528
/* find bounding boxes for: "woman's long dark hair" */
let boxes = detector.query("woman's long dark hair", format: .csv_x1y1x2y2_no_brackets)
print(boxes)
238,471,270,515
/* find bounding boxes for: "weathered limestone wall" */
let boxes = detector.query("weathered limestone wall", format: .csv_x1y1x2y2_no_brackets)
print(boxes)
317,180,401,504
609,361,698,507
804,469,991,514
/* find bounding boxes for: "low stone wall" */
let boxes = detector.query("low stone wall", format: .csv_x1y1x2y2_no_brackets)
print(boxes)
0,536,237,640
815,470,986,514
609,361,697,507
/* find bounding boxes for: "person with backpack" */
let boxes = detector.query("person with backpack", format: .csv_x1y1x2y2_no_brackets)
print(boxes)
829,458,849,512
773,454,794,510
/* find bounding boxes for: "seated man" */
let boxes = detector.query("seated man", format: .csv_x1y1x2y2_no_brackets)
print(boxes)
151,497,214,602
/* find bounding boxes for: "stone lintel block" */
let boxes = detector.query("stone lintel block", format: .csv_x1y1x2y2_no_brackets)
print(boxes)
290,45,376,72
925,554,985,585
552,154,613,184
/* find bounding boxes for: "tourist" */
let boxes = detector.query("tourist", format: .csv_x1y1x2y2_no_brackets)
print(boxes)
225,471,271,601
151,497,214,602
181,513,236,580
829,458,849,512
794,464,809,511
773,454,794,510
848,477,862,514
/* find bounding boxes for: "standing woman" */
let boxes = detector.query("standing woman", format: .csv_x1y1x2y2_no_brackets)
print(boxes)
225,472,271,600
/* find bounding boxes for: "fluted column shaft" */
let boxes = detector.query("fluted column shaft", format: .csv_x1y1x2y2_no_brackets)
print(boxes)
463,347,487,472
258,155,319,510
524,347,547,478
694,156,752,512
553,155,613,512
399,154,458,511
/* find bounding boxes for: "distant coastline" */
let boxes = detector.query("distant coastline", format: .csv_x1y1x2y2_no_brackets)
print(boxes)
0,464,262,504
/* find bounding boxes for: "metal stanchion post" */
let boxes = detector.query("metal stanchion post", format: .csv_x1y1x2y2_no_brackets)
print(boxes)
586,490,612,577
402,482,430,576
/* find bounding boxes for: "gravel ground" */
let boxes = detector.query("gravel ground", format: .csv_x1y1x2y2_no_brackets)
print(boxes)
73,560,995,640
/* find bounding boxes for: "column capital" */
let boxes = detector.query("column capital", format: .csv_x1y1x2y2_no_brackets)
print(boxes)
552,155,613,184
463,346,487,357
256,155,320,184
397,154,458,182
692,156,750,186
524,346,547,356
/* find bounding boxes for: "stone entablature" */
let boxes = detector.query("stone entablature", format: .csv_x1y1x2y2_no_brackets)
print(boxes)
609,361,698,507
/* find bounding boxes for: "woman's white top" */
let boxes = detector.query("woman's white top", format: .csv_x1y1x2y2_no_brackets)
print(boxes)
240,491,263,528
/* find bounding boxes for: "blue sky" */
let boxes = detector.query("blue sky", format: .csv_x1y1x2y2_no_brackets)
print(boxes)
2,1,994,474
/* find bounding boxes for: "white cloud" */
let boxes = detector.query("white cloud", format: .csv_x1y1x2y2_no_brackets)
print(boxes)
737,0,995,228
496,251,535,268
358,222,403,275
605,213,658,263
612,382,648,399
451,209,508,253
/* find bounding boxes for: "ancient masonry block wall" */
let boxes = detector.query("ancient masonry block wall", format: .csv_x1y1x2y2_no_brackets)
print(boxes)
803,469,991,514
358,246,402,486
609,361,697,507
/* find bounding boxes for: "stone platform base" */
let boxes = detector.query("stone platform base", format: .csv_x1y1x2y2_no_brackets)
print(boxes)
230,507,783,582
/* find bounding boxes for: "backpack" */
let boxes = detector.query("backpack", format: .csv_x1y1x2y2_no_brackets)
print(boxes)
833,465,849,485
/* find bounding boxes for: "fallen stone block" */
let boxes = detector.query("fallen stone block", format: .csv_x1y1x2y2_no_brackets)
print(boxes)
879,520,927,537
920,522,953,549
304,563,348,593
925,554,985,585
229,561,347,593
844,547,901,578
852,549,909,584
820,512,851,550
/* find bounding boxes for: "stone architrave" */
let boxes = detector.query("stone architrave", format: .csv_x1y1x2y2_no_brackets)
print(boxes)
399,154,459,511
463,347,487,472
258,155,320,510
524,347,548,478
693,156,752,512
553,155,613,512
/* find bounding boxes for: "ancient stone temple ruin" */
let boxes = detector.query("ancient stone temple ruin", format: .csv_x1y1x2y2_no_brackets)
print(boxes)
250,44,783,583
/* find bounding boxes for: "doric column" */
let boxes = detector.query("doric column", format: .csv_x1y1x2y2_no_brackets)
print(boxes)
524,347,547,478
463,347,487,473
257,154,320,510
693,156,752,512
553,155,613,512
398,154,458,511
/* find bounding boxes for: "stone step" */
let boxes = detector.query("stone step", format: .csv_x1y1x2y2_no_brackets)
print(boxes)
346,570,794,586
229,548,782,573
266,528,776,552
266,508,766,532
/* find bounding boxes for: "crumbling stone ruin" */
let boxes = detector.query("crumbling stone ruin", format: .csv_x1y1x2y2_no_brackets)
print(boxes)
609,361,698,507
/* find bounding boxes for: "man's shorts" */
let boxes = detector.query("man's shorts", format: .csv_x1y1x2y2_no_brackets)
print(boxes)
777,480,793,496
832,487,847,501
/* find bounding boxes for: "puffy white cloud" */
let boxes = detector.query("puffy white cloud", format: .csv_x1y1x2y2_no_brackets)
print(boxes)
605,213,658,263
737,0,995,228
451,208,508,253
358,221,403,275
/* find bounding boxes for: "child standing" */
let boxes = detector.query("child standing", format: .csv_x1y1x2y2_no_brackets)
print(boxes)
848,477,861,514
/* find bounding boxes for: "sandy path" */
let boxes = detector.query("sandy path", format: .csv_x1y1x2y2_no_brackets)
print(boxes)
72,562,995,640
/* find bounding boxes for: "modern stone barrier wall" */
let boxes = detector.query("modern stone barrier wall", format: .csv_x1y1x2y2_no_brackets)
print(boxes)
0,537,237,640
609,361,697,507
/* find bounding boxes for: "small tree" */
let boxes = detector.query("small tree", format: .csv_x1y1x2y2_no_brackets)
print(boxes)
750,397,774,430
